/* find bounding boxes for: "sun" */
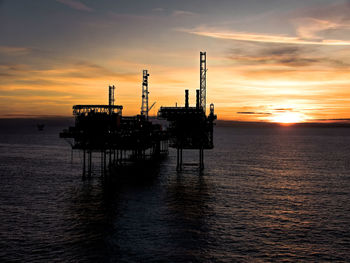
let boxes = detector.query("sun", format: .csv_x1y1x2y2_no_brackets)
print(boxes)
270,111,304,124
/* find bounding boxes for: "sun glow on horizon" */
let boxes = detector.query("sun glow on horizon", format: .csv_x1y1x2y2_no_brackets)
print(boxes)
270,111,305,124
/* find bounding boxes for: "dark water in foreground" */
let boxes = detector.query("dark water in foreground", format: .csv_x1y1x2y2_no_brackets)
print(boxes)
0,124,350,262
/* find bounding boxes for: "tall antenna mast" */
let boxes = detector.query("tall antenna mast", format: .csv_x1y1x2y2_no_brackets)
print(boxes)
109,85,115,106
141,70,149,119
200,52,206,114
108,85,115,114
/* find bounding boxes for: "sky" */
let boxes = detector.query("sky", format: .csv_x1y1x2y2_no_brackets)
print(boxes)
1,0,350,122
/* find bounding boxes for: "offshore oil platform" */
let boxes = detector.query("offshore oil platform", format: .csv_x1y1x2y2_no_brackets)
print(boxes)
60,52,216,178
158,52,216,171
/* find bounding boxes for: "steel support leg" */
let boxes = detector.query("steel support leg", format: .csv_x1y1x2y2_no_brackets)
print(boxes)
88,150,92,178
199,148,204,171
103,150,106,175
101,151,104,176
176,148,180,171
82,149,86,179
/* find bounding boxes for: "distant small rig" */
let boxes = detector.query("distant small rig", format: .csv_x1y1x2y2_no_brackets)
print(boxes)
60,52,216,178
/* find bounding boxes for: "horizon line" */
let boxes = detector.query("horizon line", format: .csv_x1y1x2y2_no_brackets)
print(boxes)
1,115,350,125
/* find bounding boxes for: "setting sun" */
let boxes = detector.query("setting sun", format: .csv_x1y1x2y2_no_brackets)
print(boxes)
270,111,305,124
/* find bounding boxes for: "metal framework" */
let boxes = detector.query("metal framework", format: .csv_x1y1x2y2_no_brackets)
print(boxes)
109,85,115,106
141,70,150,119
158,52,216,171
60,52,214,177
200,51,206,114
61,84,169,179
73,105,123,116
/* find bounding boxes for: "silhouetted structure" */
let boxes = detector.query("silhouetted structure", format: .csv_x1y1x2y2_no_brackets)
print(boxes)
158,52,216,171
60,73,168,178
37,124,45,131
60,52,215,176
200,51,207,114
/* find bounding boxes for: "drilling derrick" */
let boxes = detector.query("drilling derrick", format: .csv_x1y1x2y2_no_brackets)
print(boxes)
109,85,115,106
200,51,207,114
141,70,150,119
109,85,115,115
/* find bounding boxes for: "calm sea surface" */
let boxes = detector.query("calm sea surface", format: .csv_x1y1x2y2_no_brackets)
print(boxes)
0,123,350,262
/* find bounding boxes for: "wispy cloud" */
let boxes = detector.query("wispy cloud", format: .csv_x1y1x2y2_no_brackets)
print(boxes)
293,18,345,40
274,108,293,111
172,10,196,17
312,118,350,122
56,0,93,12
228,46,350,68
180,27,350,46
108,12,157,22
152,7,164,12
237,112,271,115
179,2,350,46
0,61,138,83
0,46,32,55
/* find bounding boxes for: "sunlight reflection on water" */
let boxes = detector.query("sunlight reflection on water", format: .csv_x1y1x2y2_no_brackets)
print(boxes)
0,125,349,262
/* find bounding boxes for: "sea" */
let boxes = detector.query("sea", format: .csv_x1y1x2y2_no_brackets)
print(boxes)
0,119,350,262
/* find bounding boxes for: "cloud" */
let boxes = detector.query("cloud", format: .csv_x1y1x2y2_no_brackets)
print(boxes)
0,60,139,117
237,112,271,115
56,0,93,12
177,3,350,46
0,46,32,55
293,18,345,40
180,27,350,46
108,12,157,22
294,1,350,25
152,8,164,12
177,1,350,46
0,64,32,78
172,10,196,17
312,118,350,122
229,46,318,67
0,61,138,87
274,108,293,111
228,45,350,68
0,89,77,97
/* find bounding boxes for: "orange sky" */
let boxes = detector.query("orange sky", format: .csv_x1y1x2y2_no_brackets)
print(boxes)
1,0,350,123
